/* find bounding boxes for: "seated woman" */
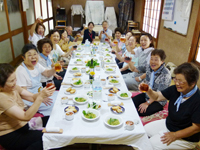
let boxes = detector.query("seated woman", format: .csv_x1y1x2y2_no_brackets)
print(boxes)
53,57,67,89
112,35,138,74
48,29,73,63
29,18,45,47
0,63,55,150
37,38,63,90
123,33,154,90
143,62,200,150
58,29,70,52
109,28,125,55
16,44,57,116
82,22,95,44
114,31,133,64
132,49,171,116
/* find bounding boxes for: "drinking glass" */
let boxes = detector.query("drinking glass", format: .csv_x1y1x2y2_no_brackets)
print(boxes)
124,52,131,62
140,80,149,93
113,39,118,45
38,16,43,23
54,62,62,72
46,80,55,89
120,35,126,43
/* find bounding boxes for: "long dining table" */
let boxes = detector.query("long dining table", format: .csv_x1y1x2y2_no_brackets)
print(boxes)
42,44,153,150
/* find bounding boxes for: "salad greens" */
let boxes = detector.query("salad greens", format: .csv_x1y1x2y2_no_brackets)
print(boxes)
76,59,81,61
106,68,113,71
110,79,119,83
75,97,86,102
82,110,96,119
72,67,78,70
74,79,82,85
87,102,101,109
86,59,99,68
120,93,128,97
107,118,120,125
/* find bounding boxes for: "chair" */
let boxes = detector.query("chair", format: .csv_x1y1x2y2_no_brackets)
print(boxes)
127,21,139,31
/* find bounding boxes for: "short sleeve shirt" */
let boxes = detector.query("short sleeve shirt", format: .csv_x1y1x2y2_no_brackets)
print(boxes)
28,33,44,47
0,85,27,136
49,44,65,63
16,63,46,89
161,85,200,142
98,29,112,43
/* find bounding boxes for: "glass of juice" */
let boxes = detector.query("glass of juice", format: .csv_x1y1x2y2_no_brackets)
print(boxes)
54,62,62,72
120,35,126,43
38,16,43,23
113,39,118,45
140,81,149,93
105,37,109,42
46,80,55,89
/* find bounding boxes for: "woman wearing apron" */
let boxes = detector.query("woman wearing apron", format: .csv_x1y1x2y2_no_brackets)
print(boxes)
16,44,57,116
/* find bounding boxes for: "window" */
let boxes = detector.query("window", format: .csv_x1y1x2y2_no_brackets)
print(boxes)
188,5,200,66
142,0,162,39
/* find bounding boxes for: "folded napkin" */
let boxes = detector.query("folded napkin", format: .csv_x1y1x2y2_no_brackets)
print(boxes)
103,85,114,89
108,101,124,106
42,127,63,134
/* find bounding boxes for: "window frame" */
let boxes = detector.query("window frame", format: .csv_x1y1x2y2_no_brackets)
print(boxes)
188,4,200,66
140,0,163,48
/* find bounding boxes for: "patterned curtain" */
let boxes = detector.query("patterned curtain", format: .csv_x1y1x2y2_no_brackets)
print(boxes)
118,0,135,32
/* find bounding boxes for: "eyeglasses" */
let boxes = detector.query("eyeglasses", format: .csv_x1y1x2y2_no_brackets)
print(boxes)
173,78,187,85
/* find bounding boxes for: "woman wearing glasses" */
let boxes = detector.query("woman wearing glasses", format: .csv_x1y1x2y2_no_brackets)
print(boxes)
142,62,200,150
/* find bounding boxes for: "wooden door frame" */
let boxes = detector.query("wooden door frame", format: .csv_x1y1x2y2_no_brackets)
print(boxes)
188,4,200,63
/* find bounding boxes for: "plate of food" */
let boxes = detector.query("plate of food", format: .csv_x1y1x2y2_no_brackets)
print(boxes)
106,75,117,80
111,105,125,114
75,53,81,57
73,95,88,104
108,78,120,85
87,101,101,109
70,67,79,72
75,58,82,63
73,72,82,77
86,69,90,74
64,105,79,113
109,87,120,94
76,47,82,51
82,109,100,121
104,59,113,64
104,115,123,128
71,79,83,87
104,53,112,57
105,67,115,73
116,91,132,100
64,87,76,95
87,91,93,98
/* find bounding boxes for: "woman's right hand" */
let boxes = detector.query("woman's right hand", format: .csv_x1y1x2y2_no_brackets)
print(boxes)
39,86,56,99
36,18,42,24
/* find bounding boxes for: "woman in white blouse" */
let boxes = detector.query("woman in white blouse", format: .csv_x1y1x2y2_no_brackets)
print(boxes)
29,18,45,47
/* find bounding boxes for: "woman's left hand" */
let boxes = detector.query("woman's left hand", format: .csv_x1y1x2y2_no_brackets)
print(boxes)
42,97,53,106
55,75,62,80
138,102,149,113
161,132,177,145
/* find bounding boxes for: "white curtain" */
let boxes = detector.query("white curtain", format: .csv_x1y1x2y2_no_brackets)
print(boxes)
105,7,117,33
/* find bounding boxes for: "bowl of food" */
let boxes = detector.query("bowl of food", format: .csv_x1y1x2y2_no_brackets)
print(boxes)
70,67,79,72
61,96,69,104
87,101,101,109
104,115,123,128
75,53,81,57
105,67,115,73
73,95,88,104
111,105,125,114
116,91,132,100
64,105,79,113
108,78,120,85
82,109,100,121
72,79,83,87
107,93,115,101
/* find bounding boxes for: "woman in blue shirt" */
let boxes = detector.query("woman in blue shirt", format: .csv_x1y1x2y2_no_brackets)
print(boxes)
82,22,95,44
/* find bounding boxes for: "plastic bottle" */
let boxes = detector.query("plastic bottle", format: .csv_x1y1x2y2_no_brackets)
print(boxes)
92,76,102,101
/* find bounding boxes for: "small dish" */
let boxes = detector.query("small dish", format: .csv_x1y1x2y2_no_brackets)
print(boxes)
61,96,69,104
82,109,100,121
64,105,79,113
116,91,132,100
109,87,120,94
104,115,123,128
107,93,115,101
70,67,79,72
110,105,125,114
106,75,117,80
105,67,115,73
87,101,101,109
71,79,83,87
87,91,93,98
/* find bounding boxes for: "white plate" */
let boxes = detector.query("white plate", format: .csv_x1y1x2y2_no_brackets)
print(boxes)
75,53,82,57
104,53,112,57
104,115,123,128
64,90,76,95
82,109,100,121
70,67,80,72
73,95,88,104
104,59,114,64
116,91,132,100
108,78,120,85
105,67,116,73
76,48,82,51
71,80,83,87
73,72,82,77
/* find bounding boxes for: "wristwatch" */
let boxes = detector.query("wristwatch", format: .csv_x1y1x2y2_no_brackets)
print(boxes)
138,76,142,81
147,100,150,104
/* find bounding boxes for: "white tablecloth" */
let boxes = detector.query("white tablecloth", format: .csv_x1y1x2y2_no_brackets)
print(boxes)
43,45,153,150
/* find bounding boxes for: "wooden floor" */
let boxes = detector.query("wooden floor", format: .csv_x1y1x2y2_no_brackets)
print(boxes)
51,144,134,150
